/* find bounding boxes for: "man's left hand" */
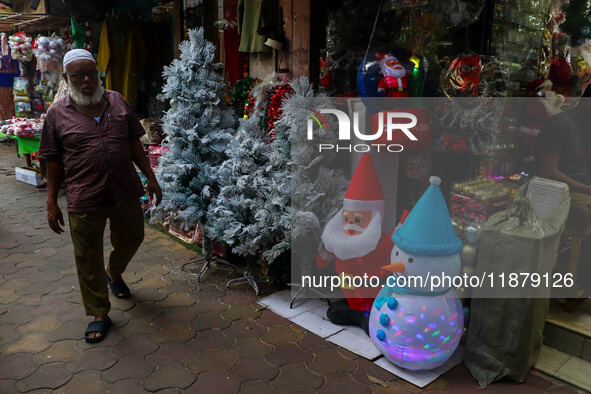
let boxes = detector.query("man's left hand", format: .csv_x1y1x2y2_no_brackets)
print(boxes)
148,178,163,206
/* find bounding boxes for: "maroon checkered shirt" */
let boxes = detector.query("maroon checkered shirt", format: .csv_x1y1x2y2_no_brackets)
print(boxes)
39,90,145,213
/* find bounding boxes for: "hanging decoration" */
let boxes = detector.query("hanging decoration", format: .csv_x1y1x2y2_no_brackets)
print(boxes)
439,52,507,98
358,47,414,99
70,15,88,50
266,84,293,137
33,34,66,73
8,32,33,61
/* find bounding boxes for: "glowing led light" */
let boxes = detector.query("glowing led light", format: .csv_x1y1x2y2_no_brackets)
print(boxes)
416,334,424,341
424,344,430,349
420,314,425,320
432,330,440,337
443,337,450,344
421,306,426,311
406,315,417,324
429,323,437,329
394,331,402,337
424,327,430,333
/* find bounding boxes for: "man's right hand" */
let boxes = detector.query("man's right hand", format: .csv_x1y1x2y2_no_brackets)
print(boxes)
47,202,64,234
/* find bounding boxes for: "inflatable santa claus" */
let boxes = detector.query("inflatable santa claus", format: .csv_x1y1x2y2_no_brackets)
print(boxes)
316,153,395,313
375,52,410,98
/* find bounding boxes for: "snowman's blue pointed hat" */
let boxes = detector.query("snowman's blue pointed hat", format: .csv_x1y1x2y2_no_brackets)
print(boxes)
392,176,462,257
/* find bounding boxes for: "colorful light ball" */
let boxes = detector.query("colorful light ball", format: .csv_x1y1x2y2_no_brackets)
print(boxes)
369,288,464,370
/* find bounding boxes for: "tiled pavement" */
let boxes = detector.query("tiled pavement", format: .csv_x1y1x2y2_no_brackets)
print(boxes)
0,143,586,393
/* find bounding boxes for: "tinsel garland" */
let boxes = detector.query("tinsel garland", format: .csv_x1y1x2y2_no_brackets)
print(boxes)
266,84,293,138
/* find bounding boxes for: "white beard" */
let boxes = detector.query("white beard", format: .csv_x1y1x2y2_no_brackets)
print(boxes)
322,209,382,260
69,80,104,106
542,90,564,115
381,63,406,78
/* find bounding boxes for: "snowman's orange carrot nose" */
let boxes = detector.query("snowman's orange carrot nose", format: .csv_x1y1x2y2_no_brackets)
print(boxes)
383,262,405,272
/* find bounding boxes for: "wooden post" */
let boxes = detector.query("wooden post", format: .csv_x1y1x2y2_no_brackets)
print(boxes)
173,0,184,59
290,0,310,79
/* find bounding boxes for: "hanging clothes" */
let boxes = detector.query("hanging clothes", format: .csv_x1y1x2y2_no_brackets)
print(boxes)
97,18,147,106
237,0,273,53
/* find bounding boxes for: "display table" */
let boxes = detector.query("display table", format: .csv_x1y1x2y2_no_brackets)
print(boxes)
0,133,40,154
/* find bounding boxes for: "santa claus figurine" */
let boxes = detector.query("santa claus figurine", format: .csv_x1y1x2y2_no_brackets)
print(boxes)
316,154,401,318
375,52,410,97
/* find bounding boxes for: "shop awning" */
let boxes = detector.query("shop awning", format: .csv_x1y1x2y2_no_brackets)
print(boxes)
0,13,68,33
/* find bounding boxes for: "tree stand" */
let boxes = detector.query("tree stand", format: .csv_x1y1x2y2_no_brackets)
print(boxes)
226,256,261,295
181,255,237,282
289,283,331,309
181,234,236,282
227,271,259,295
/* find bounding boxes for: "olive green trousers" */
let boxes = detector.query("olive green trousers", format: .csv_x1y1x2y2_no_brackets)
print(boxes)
68,199,144,316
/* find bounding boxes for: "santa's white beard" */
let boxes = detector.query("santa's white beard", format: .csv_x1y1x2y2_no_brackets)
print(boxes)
322,209,382,260
69,80,104,106
381,64,406,78
543,91,564,115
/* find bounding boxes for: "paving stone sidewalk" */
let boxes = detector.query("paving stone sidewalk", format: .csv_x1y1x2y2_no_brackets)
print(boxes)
0,143,585,393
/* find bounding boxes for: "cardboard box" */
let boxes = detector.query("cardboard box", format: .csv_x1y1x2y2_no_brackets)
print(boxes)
15,166,42,186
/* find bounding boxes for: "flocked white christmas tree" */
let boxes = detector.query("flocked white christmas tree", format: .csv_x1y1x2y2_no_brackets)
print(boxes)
151,27,236,258
207,76,347,282
269,77,348,281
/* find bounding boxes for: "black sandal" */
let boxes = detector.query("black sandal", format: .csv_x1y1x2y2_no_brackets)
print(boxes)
106,272,131,299
84,319,111,343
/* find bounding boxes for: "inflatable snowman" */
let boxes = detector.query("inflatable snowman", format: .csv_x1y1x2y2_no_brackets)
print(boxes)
369,176,464,370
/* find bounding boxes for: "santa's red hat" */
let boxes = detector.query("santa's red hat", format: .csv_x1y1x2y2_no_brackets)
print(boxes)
343,153,384,214
525,79,552,96
548,58,572,93
374,52,396,63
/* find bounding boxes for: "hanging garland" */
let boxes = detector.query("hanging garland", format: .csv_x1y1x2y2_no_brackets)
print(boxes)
266,84,293,138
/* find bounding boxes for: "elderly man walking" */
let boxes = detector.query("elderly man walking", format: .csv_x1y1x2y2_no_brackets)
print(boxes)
39,49,162,343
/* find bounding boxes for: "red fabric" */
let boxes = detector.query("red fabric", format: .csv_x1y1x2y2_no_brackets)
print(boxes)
334,233,393,312
223,0,242,83
344,153,383,202
39,90,145,213
377,75,409,97
549,58,572,95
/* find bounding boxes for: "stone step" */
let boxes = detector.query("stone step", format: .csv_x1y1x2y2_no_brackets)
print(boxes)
535,345,591,392
537,299,591,391
543,299,591,361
